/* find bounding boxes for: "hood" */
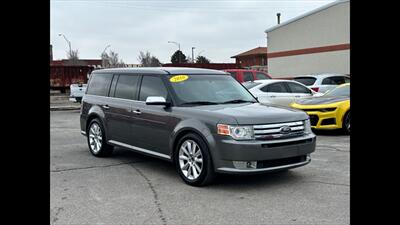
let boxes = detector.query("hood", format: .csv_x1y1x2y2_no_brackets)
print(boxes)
295,96,349,105
192,103,308,125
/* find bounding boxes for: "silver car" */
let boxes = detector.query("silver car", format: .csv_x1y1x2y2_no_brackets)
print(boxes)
293,74,350,93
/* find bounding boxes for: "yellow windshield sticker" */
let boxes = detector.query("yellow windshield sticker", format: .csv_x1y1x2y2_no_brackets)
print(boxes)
170,75,189,83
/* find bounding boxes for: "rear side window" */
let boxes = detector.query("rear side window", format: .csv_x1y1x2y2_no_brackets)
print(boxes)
262,82,289,93
243,72,254,82
294,77,316,86
255,72,270,80
286,82,311,94
228,71,237,80
114,74,140,100
344,77,350,83
86,73,113,96
139,76,168,101
243,82,262,89
322,76,346,85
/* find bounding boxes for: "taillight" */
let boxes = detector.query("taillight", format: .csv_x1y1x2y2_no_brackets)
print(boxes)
311,87,319,92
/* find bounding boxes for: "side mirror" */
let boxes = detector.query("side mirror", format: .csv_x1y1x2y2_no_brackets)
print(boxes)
145,96,170,106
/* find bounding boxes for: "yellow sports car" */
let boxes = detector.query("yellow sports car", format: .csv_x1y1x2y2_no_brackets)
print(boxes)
291,83,350,133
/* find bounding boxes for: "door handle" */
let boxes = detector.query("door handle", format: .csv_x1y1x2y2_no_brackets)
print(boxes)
270,95,276,98
132,109,142,115
295,95,301,98
102,105,110,109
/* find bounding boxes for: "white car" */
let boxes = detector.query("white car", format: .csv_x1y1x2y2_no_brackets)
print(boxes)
293,74,350,93
69,83,87,103
243,80,321,107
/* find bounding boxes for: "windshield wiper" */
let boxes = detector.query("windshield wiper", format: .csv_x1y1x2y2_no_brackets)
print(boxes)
220,99,256,104
180,101,219,106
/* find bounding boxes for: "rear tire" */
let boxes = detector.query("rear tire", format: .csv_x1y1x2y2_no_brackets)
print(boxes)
174,133,215,186
87,118,114,157
342,111,350,134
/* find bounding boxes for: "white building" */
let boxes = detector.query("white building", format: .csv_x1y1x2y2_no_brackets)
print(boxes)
265,0,349,78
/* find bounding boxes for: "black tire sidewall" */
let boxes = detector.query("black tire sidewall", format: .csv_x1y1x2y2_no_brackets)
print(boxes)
343,111,350,134
174,133,213,186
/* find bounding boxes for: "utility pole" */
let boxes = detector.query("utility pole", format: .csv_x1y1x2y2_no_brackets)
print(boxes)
101,44,111,68
192,47,195,63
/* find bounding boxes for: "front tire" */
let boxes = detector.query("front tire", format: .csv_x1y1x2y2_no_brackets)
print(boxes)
342,111,350,134
175,133,215,186
87,118,114,157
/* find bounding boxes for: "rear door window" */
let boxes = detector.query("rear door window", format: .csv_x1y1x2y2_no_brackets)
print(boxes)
114,74,140,100
139,76,169,101
322,76,346,85
243,82,262,90
261,82,290,93
243,72,254,82
255,72,270,80
286,82,312,94
86,73,113,96
293,77,317,86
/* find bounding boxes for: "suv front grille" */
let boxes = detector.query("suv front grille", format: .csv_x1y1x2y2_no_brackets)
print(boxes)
253,121,305,140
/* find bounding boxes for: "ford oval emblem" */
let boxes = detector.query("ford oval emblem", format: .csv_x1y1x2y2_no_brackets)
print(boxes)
280,125,292,134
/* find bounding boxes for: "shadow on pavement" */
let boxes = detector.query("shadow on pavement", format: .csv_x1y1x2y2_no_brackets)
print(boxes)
112,147,306,190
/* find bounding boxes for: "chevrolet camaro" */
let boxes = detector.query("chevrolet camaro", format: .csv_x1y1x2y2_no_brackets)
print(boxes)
291,83,350,134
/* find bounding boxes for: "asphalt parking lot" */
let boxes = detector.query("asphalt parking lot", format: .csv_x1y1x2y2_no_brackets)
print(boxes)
51,110,349,225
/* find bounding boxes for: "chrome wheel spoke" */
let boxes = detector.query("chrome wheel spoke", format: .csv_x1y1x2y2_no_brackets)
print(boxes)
192,165,198,178
181,147,190,157
182,162,190,170
194,157,203,163
179,155,189,161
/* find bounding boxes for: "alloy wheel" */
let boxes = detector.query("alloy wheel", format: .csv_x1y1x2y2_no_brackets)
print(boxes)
89,123,103,153
179,140,203,180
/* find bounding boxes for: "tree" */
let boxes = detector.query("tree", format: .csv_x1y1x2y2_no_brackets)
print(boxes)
102,50,124,68
138,51,162,67
66,49,80,65
171,50,187,64
196,55,211,64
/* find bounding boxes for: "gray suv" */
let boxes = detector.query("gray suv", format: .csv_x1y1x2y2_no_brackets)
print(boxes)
80,67,316,186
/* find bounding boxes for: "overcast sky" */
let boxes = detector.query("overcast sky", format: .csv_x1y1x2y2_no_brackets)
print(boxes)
50,0,335,64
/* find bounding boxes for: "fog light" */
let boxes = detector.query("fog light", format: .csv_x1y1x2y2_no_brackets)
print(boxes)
233,161,257,169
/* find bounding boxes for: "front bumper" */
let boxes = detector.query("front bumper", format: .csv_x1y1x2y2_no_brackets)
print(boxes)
307,110,341,130
211,133,316,174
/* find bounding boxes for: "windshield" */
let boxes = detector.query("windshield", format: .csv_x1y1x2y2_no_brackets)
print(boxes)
167,74,257,106
324,85,350,97
242,81,262,90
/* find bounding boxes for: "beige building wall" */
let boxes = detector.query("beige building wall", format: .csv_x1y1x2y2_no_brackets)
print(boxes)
266,0,350,77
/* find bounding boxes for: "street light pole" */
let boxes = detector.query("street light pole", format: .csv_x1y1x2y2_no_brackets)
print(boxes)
101,44,111,68
58,33,72,57
192,47,195,63
168,41,181,63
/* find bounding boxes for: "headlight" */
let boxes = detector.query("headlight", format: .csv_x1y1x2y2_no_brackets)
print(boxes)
304,119,313,134
217,124,254,140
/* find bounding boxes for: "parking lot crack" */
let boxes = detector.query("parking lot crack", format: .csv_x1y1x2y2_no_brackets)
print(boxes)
317,145,349,152
129,163,167,225
305,180,349,187
50,160,147,173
